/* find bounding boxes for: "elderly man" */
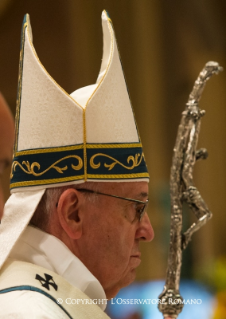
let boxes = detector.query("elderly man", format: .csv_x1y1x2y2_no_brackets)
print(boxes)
0,93,14,220
0,11,153,318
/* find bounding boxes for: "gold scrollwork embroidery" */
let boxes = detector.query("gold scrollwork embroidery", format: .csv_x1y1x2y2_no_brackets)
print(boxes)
90,153,144,171
10,155,83,178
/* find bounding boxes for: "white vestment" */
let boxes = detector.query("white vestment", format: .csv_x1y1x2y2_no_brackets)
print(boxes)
0,226,110,319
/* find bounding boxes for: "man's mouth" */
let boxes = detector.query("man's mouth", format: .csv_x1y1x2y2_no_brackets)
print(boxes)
131,252,141,258
130,253,141,266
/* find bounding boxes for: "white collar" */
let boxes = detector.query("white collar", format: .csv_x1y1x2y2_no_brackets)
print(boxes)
9,225,107,310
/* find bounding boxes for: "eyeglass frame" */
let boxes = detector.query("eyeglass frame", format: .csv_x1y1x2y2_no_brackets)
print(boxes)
76,188,149,222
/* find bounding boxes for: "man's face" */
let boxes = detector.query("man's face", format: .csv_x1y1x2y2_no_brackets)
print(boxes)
0,93,14,220
76,181,154,298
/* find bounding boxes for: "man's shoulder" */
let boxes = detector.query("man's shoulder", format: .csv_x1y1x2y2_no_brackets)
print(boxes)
0,260,110,319
0,289,69,318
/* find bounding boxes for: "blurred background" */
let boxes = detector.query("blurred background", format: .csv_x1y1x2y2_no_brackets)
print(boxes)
0,0,226,318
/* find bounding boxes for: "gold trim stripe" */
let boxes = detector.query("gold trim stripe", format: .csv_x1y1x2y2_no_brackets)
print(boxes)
14,144,83,156
88,173,149,179
10,172,149,189
86,143,142,149
10,175,85,189
83,109,87,181
14,21,28,153
14,143,143,157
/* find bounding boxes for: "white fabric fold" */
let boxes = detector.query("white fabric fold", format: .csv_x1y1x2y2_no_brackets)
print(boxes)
0,190,45,269
9,226,107,310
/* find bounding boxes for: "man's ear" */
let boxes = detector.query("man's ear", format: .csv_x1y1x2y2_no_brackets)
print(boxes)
57,188,83,239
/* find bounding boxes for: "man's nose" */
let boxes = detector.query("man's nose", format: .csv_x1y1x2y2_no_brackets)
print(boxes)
136,212,154,242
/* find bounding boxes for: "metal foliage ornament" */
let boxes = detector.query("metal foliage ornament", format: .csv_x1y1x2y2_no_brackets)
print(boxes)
158,61,223,318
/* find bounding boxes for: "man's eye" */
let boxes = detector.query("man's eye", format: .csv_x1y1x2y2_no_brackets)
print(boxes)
135,204,146,221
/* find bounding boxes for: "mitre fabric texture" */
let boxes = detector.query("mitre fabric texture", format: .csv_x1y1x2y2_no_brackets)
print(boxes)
11,11,149,191
0,11,149,268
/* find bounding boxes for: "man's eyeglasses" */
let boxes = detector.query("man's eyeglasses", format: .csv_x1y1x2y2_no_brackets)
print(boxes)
77,188,149,222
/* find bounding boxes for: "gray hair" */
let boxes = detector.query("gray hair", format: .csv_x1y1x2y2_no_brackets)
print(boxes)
30,182,101,231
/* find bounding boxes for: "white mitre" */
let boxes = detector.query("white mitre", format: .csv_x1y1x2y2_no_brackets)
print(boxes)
0,11,149,268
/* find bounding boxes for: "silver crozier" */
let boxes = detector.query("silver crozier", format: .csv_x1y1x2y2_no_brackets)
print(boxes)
158,61,223,318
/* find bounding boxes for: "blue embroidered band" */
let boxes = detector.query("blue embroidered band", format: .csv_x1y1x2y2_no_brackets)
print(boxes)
10,144,149,189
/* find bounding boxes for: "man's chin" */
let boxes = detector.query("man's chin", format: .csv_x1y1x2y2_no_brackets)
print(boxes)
120,268,137,289
105,269,137,299
130,256,141,267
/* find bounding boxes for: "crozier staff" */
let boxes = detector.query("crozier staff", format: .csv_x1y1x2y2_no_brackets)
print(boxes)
0,11,154,318
158,62,222,318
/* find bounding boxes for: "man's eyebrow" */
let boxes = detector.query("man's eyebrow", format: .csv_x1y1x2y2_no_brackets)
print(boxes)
137,192,149,200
